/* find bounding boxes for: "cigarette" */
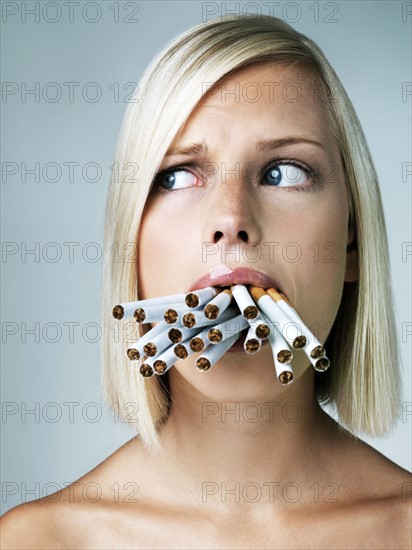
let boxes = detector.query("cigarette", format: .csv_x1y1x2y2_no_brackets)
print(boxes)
174,343,189,359
243,326,262,354
181,305,237,329
189,336,206,353
139,356,155,378
266,322,294,384
313,356,330,372
249,287,306,349
112,292,186,320
195,333,240,371
275,362,294,385
126,320,171,361
206,313,249,344
204,289,232,319
134,304,189,324
163,307,185,324
185,286,220,308
246,311,271,340
266,289,328,368
167,324,200,344
174,333,208,359
142,327,179,358
265,316,294,364
152,345,179,375
231,284,259,319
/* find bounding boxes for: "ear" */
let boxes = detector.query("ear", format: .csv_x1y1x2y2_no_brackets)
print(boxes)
345,221,359,283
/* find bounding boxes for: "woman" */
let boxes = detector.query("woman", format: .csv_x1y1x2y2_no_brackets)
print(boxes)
2,14,411,549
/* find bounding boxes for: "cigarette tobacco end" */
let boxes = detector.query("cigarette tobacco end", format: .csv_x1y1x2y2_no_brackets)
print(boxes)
255,324,270,339
143,343,157,357
174,344,188,359
153,360,167,374
293,335,307,349
112,305,124,320
164,308,178,324
310,345,325,359
127,348,140,361
278,371,293,385
185,293,199,308
277,349,292,364
245,339,260,353
140,364,154,378
196,357,211,371
243,305,259,320
168,328,182,343
207,328,222,343
204,304,219,319
314,357,330,372
190,337,205,352
134,308,146,323
182,312,196,328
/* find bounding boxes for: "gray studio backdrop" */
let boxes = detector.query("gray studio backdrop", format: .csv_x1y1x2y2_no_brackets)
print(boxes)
1,1,411,514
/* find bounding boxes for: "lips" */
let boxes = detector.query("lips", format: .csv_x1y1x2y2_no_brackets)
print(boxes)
187,266,284,354
187,266,282,293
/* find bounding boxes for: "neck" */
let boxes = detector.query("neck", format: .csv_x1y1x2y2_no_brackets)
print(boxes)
154,367,339,513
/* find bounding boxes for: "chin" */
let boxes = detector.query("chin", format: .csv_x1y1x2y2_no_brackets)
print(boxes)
170,348,299,403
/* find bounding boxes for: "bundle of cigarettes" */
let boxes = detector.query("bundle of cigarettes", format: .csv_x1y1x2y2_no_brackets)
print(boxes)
112,285,330,385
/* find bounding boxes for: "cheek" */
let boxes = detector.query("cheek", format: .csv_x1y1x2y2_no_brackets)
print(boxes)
137,199,198,298
262,195,349,342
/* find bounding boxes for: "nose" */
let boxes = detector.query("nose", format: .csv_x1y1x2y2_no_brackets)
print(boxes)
202,172,263,247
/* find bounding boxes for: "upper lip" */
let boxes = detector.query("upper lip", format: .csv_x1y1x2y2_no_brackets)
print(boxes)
187,266,282,293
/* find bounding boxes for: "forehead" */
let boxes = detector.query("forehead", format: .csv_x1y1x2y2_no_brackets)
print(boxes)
175,63,332,147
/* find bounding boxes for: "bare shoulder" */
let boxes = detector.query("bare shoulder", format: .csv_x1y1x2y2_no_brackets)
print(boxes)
0,499,61,549
332,425,412,547
0,438,140,550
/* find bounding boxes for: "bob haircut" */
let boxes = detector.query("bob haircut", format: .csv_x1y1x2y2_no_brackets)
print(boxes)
101,14,402,451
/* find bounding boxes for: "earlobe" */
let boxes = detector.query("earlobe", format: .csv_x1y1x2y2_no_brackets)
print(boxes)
345,222,359,283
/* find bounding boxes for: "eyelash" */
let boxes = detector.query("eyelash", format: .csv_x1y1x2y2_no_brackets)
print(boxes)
153,157,318,193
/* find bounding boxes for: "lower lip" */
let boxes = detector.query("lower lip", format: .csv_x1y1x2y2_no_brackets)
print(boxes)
226,328,270,353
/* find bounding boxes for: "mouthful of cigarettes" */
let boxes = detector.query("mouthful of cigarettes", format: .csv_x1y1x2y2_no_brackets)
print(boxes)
112,285,330,385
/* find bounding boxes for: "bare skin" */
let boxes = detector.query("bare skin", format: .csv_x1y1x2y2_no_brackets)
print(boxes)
1,64,411,549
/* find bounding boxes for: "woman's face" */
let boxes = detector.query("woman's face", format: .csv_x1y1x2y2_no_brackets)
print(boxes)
138,63,357,401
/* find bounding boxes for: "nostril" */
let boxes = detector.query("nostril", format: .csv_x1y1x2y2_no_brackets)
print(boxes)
238,230,248,243
213,231,223,244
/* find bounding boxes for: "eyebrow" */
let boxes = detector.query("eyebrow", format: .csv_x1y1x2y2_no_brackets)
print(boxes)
164,137,325,158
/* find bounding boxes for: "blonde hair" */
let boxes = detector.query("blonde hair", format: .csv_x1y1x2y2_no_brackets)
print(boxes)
101,14,402,451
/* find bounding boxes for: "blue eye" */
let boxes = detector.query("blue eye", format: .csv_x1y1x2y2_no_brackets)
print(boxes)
264,163,309,187
157,168,196,190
